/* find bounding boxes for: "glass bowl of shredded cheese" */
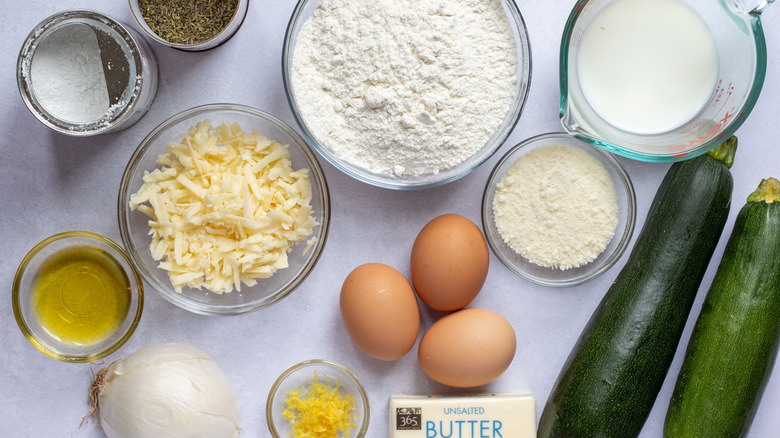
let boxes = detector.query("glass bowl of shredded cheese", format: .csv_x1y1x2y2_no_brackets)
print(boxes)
118,104,330,315
481,133,636,287
282,0,532,190
266,359,370,438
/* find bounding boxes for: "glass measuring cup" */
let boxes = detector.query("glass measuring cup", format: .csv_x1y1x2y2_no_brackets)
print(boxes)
560,0,773,162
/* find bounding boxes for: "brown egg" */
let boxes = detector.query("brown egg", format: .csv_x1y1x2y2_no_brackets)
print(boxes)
340,263,420,361
410,214,489,311
418,308,516,387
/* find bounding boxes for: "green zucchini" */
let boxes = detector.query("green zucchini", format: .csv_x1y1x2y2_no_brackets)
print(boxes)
665,177,780,438
537,137,737,438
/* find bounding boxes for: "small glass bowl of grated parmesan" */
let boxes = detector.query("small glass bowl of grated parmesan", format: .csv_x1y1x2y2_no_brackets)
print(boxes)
266,359,369,438
482,133,636,287
118,104,330,315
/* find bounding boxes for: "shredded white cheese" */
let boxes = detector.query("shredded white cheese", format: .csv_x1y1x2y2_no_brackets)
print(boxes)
129,120,317,294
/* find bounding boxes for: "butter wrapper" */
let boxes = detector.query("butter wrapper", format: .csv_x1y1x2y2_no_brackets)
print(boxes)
389,392,536,437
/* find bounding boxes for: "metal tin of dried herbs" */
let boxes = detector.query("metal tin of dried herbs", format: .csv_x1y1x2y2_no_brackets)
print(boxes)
129,0,248,51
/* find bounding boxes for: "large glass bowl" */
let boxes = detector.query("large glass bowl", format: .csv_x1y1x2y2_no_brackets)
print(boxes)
482,133,636,287
118,104,330,315
282,0,532,190
12,231,143,362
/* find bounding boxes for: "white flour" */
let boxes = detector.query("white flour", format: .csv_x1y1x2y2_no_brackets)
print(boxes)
292,0,517,176
492,145,618,270
30,24,110,124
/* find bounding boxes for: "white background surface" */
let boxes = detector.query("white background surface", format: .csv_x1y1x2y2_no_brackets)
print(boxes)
1,1,779,437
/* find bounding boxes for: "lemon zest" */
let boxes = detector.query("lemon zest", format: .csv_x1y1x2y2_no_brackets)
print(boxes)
282,372,358,437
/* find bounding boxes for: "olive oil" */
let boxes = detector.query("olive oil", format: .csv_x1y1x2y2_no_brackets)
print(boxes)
31,245,131,345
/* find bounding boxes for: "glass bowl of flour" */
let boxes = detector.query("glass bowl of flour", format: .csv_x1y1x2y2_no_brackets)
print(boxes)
282,0,532,190
481,133,636,287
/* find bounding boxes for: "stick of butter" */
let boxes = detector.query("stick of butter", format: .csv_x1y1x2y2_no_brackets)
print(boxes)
389,392,536,438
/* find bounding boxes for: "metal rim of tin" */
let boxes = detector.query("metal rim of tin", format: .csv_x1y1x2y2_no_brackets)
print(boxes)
16,10,154,136
127,0,249,52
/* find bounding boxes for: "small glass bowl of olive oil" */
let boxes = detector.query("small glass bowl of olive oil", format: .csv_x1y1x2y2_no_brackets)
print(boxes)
13,231,143,362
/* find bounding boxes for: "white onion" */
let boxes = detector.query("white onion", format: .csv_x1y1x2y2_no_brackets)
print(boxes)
87,343,241,438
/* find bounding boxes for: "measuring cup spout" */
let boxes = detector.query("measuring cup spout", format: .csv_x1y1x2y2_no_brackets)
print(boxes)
732,0,774,14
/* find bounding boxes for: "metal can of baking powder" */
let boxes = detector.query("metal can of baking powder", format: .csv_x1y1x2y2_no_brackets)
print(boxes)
17,10,158,136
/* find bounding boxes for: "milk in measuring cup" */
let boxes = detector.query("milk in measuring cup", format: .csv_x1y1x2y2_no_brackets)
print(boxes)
577,0,718,134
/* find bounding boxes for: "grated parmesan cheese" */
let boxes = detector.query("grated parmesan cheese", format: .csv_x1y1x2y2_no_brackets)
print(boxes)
129,120,317,294
492,144,618,270
283,374,358,438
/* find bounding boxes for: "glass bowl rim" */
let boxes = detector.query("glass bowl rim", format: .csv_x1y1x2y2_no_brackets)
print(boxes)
12,230,144,362
266,359,370,438
481,132,637,287
117,103,331,315
281,0,533,190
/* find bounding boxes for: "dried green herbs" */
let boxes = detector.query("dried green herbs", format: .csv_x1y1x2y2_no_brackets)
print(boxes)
138,0,240,45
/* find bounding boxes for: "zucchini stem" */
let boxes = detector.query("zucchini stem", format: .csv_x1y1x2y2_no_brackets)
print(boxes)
747,177,780,204
706,136,738,169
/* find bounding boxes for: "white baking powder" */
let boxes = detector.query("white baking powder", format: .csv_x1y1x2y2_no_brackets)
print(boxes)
492,145,619,270
292,0,517,176
30,23,110,123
